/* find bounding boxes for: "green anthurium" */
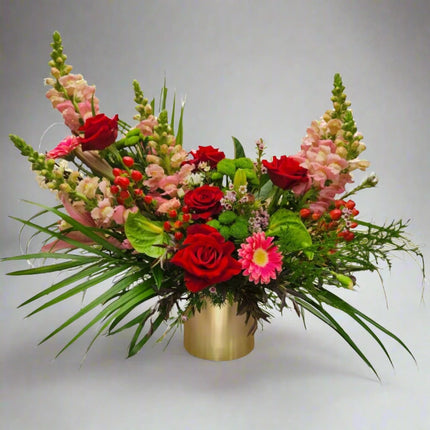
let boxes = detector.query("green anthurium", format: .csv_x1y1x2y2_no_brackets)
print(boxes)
125,211,170,258
266,208,314,259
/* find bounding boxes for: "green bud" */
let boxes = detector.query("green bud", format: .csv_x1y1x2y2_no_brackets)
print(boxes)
233,168,247,190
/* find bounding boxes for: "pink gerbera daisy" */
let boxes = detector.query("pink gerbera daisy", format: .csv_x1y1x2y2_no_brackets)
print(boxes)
238,232,283,284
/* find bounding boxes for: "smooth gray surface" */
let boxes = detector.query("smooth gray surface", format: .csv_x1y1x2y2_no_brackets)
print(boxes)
1,1,429,429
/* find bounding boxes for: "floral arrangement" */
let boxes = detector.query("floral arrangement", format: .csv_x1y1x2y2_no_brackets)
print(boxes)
4,32,424,378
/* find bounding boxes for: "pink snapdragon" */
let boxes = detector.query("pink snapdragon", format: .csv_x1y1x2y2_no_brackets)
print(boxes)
45,73,100,133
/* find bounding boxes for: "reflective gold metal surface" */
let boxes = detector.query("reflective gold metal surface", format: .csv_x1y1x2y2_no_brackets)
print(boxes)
183,300,255,361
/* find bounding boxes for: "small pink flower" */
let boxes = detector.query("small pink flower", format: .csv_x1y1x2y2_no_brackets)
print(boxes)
46,135,80,159
238,232,283,284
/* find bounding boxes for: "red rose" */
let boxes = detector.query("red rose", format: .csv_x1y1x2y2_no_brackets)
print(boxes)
78,113,119,151
184,185,223,220
170,224,242,292
262,155,309,190
186,145,225,169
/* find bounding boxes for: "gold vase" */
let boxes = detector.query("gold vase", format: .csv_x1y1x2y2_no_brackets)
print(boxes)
183,300,255,361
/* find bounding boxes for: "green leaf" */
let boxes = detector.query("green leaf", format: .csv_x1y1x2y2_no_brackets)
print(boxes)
19,261,108,308
109,307,155,336
170,93,176,134
125,211,169,258
2,252,96,262
26,264,127,317
151,265,164,289
40,268,148,351
23,201,125,256
317,289,415,363
294,294,380,380
176,100,185,146
128,312,165,357
267,209,313,258
7,258,99,276
232,136,246,158
56,281,156,357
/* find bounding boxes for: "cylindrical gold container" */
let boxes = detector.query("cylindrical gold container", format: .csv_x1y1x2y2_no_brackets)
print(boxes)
183,300,255,361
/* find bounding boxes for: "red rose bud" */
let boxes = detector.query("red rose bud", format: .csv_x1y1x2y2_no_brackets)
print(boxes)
78,113,119,151
144,195,153,205
329,209,342,220
262,155,309,191
131,170,143,182
335,199,346,208
184,185,223,220
122,156,134,167
185,145,225,169
182,205,189,214
182,213,191,223
352,209,359,217
299,208,311,218
163,221,171,232
114,176,130,189
345,200,356,209
168,209,178,219
350,222,358,229
110,185,120,194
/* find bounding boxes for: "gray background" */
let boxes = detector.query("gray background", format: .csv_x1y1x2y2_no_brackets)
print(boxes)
1,1,429,429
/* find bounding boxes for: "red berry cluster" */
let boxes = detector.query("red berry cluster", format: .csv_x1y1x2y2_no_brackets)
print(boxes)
300,199,359,242
163,205,191,243
110,156,148,206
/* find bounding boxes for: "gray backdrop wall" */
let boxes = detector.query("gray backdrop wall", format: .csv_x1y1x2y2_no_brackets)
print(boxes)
1,1,429,429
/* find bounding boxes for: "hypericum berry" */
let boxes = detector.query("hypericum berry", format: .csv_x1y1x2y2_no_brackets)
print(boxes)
114,176,130,189
110,185,120,194
113,167,123,177
122,156,134,167
144,195,153,205
174,220,183,229
299,208,311,218
312,212,322,221
182,213,191,223
134,188,143,197
119,190,130,201
351,209,359,217
174,231,183,241
345,200,356,210
163,221,171,232
182,205,189,214
168,209,177,219
344,231,355,241
335,199,346,208
131,170,143,182
329,209,342,220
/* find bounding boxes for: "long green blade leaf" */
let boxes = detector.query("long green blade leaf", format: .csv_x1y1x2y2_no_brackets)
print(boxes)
39,269,148,347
